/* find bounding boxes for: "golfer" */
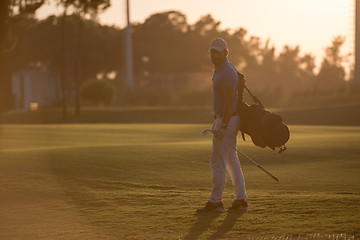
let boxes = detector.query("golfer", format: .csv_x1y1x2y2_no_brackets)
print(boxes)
197,38,248,213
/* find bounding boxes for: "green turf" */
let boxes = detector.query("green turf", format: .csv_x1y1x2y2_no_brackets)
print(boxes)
0,124,359,239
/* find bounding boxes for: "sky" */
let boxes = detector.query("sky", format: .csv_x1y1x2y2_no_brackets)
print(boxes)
37,0,353,68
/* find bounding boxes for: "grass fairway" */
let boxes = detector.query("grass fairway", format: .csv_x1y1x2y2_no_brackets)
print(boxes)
0,124,359,239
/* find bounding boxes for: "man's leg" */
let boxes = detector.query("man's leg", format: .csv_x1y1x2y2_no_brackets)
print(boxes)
197,117,227,212
223,116,247,200
222,116,248,210
227,150,247,200
208,117,227,203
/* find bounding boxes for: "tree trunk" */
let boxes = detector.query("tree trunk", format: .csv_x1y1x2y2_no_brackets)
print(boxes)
75,17,83,117
0,0,8,113
60,6,68,119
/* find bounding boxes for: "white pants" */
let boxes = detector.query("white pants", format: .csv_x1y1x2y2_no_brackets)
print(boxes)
209,115,247,203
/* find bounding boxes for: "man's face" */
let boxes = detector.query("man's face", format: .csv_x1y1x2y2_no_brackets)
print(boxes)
210,49,227,67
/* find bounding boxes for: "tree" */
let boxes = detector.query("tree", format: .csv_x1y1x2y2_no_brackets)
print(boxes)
8,9,350,109
317,36,346,88
188,14,227,72
72,0,110,116
0,0,45,112
191,14,221,37
0,1,9,50
277,45,302,88
227,28,250,69
7,14,123,82
257,40,278,88
298,53,316,90
55,0,110,117
133,11,191,74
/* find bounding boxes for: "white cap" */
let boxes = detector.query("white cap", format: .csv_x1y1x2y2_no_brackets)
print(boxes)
209,38,228,51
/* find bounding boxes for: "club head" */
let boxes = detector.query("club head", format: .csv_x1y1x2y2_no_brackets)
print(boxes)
202,129,211,135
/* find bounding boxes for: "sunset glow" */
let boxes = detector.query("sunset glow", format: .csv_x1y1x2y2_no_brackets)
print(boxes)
37,0,352,66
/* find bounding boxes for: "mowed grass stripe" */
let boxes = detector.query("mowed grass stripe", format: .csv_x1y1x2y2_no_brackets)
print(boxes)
0,124,359,239
0,140,210,153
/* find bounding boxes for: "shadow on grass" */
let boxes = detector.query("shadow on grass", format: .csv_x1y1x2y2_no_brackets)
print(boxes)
208,210,246,240
182,210,246,240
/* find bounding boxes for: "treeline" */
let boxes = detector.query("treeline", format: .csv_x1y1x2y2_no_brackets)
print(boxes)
1,9,359,110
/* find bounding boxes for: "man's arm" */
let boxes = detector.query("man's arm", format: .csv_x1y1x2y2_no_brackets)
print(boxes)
222,87,236,128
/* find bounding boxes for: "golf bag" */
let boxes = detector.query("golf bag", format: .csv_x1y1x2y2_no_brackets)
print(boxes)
236,71,290,153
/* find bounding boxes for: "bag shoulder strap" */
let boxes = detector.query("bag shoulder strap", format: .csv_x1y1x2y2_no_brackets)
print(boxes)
236,71,265,109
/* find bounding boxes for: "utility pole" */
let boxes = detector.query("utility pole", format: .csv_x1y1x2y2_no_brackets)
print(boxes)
125,0,134,88
355,0,360,83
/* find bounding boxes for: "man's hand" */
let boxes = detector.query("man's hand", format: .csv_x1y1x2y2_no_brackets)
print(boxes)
214,127,226,140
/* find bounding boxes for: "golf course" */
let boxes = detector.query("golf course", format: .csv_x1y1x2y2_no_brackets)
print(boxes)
1,107,359,239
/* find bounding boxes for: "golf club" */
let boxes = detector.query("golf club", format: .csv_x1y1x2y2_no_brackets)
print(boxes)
202,128,280,183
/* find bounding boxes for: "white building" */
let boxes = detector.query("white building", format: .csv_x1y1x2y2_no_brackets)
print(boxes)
11,70,61,111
